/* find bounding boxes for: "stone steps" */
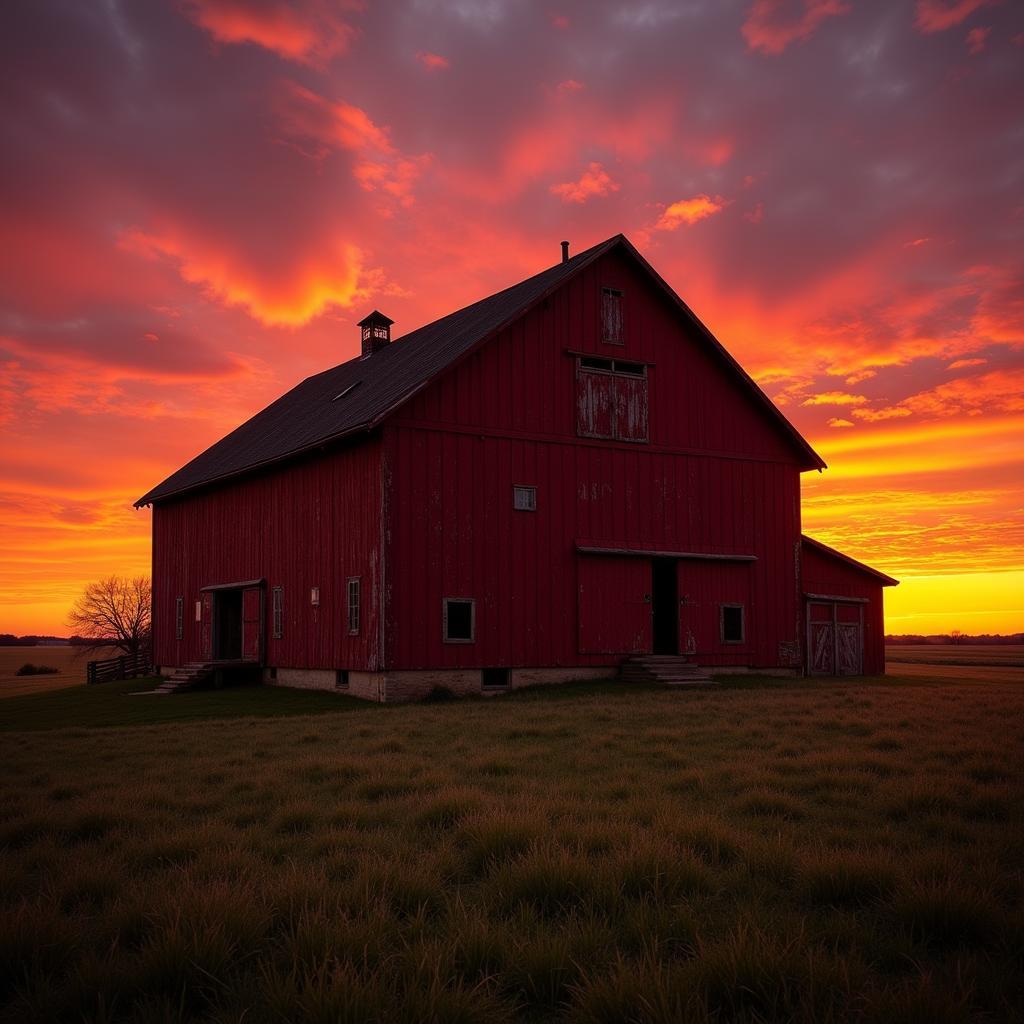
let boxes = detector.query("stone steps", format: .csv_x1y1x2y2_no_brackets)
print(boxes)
152,663,215,694
620,656,715,687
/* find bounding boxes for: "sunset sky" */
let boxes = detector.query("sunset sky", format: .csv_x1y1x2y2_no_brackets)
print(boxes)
2,0,1022,637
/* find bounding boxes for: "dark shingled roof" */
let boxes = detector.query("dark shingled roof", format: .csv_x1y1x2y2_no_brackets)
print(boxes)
802,535,899,586
136,234,824,506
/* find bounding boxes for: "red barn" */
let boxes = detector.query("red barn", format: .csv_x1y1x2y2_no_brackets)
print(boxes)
136,234,897,699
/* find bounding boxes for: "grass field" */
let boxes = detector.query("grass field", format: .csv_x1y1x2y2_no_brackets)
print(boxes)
0,646,94,698
2,674,1022,1023
885,644,1024,667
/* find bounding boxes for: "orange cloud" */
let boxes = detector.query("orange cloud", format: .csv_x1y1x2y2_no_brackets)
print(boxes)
853,368,1024,422
120,227,366,327
655,194,726,230
417,51,449,70
801,391,868,407
827,417,855,427
182,0,360,64
742,0,850,56
947,357,986,369
914,0,991,33
550,162,620,204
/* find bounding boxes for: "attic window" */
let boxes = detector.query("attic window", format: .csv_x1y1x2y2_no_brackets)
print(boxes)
601,287,624,344
332,382,361,401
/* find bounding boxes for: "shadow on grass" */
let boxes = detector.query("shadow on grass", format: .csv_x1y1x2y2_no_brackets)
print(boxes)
1,668,987,735
0,678,376,733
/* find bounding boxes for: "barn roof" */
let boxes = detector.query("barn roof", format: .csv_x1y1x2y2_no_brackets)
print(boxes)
136,234,824,506
802,535,899,586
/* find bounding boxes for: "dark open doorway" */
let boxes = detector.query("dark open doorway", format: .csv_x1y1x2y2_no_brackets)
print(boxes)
651,558,679,655
214,589,243,661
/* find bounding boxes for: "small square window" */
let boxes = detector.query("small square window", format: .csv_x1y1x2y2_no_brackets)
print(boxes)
601,287,624,344
335,669,349,689
347,578,360,635
443,598,475,643
310,586,320,606
513,485,536,511
481,667,510,690
721,605,745,644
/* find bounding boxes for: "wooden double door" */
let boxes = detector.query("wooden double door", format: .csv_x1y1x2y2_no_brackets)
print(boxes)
807,600,863,675
200,584,263,663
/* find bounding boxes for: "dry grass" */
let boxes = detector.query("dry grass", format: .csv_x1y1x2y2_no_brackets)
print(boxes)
0,647,92,698
1,674,1022,1022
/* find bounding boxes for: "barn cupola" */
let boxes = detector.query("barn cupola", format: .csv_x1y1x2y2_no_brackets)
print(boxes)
357,310,394,358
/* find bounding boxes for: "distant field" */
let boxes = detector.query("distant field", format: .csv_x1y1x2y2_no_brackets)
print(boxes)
1,674,1021,1022
0,645,95,698
886,644,1024,667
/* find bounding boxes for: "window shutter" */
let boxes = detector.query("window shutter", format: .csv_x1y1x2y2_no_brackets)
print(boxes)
576,367,616,438
613,375,649,442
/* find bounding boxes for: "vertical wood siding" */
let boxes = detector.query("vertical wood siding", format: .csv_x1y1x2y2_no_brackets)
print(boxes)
152,436,382,671
383,247,806,671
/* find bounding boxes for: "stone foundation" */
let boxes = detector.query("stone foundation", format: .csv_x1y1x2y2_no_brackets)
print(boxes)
262,665,615,702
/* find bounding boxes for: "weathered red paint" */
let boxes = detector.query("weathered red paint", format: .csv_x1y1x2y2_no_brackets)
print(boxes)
150,246,892,680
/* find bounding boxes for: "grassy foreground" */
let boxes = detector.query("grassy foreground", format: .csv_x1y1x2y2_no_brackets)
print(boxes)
1,676,1022,1023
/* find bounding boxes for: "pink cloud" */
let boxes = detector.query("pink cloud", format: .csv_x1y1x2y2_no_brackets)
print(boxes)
966,26,991,53
182,0,360,64
655,195,727,230
549,162,620,204
742,0,851,56
274,81,429,205
417,51,449,71
914,1,991,33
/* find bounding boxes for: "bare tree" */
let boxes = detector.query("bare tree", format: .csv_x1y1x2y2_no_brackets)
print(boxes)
950,629,963,646
68,576,151,655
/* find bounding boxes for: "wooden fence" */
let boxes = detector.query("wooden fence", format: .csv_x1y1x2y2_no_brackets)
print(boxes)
86,648,153,685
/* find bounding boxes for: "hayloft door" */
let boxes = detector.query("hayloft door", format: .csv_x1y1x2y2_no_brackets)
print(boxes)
241,586,263,663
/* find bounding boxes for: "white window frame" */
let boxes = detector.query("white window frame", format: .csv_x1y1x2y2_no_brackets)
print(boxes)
443,597,476,644
347,577,361,635
512,484,537,511
721,604,745,644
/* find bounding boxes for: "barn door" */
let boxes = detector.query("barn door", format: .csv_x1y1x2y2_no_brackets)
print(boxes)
578,556,651,654
200,592,212,660
836,603,863,675
807,601,863,675
241,586,262,663
808,602,834,675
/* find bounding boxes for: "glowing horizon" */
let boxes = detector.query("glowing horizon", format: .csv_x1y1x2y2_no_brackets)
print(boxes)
1,1,1021,638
